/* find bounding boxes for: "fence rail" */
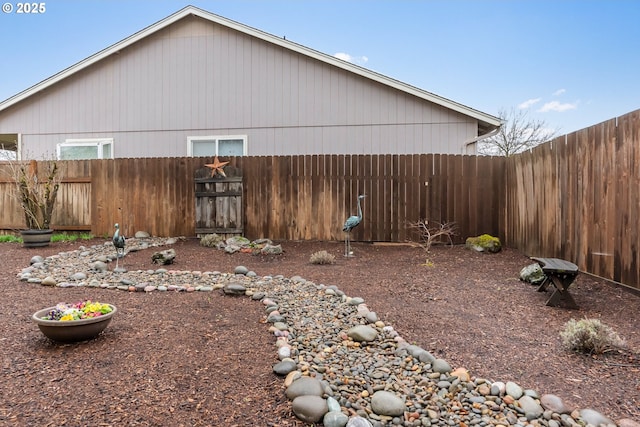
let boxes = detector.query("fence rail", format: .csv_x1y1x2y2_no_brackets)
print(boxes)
1,108,639,290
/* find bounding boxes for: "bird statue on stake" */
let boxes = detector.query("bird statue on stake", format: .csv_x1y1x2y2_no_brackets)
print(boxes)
113,223,126,270
343,194,366,257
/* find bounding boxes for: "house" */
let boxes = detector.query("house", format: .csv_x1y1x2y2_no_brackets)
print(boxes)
0,5,500,160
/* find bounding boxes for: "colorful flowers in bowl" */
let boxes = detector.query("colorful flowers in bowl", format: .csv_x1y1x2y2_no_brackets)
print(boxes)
32,300,117,343
41,300,113,321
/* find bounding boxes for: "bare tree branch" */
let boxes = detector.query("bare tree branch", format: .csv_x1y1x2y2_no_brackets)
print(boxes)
406,220,457,266
478,108,558,157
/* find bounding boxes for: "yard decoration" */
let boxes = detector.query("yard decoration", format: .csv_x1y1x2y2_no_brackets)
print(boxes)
343,194,366,257
32,300,117,343
204,156,229,177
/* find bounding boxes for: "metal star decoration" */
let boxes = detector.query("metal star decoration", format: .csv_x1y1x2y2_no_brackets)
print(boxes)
204,157,229,177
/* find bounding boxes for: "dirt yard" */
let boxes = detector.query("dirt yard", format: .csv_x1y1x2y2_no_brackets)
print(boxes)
1,238,638,426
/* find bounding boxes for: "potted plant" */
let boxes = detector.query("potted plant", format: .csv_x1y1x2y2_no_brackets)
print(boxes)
32,300,117,342
5,159,61,247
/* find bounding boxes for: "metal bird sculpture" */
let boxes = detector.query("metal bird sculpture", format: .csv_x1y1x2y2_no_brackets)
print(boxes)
113,223,126,270
343,194,366,257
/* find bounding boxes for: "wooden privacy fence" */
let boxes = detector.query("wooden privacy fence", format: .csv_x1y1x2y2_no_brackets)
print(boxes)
504,109,640,290
2,107,640,290
0,154,504,244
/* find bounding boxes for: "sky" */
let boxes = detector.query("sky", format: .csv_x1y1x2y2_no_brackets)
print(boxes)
1,0,639,136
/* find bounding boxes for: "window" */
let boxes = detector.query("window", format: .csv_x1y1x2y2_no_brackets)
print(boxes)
188,135,247,157
57,139,113,160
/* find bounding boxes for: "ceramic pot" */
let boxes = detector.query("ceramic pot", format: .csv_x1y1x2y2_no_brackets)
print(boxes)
32,305,117,343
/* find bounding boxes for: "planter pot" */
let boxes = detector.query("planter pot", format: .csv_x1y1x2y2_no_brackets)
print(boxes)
21,229,54,248
32,305,117,343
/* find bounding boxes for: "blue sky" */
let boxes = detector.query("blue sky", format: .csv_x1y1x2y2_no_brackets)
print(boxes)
1,0,639,135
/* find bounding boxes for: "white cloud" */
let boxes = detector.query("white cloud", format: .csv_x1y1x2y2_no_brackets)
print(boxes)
538,101,578,112
518,98,541,109
334,52,368,65
552,89,566,96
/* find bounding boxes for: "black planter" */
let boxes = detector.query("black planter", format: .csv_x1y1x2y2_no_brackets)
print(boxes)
20,229,54,248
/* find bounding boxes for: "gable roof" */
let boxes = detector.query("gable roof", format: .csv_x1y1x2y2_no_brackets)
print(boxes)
0,5,501,135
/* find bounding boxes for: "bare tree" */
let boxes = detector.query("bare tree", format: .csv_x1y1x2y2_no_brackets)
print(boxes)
478,108,558,157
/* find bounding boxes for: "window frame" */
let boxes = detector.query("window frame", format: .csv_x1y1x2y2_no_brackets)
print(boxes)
187,135,248,157
57,138,114,160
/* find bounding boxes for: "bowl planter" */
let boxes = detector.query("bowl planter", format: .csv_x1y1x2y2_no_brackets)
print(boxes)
32,302,117,343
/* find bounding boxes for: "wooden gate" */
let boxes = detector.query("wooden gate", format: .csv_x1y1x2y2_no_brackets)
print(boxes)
194,165,243,237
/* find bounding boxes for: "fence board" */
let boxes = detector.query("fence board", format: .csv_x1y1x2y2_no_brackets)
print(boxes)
504,108,640,290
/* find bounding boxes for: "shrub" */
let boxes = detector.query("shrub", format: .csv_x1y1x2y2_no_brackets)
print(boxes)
310,250,335,265
560,318,626,354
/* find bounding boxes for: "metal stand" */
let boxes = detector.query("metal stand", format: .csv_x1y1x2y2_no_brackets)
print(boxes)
344,232,354,257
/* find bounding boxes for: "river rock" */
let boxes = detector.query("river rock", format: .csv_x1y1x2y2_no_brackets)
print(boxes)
324,411,349,427
30,255,44,265
223,282,246,295
541,394,571,414
346,325,377,342
579,409,615,426
41,276,57,286
89,261,108,271
370,390,405,416
285,376,324,399
346,416,374,427
506,381,524,399
291,395,328,423
70,272,87,281
519,395,543,420
432,358,452,373
273,359,297,376
234,265,249,275
326,396,341,412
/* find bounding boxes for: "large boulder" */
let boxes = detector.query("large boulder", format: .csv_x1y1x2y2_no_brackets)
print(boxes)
465,234,502,253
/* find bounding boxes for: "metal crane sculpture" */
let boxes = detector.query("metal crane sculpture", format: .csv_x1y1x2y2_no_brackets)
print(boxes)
113,223,126,270
343,194,366,257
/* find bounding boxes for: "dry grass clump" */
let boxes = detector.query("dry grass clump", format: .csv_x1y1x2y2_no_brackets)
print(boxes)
560,318,626,354
309,250,336,265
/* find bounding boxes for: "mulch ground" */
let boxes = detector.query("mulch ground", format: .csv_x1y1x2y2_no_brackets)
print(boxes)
1,238,638,426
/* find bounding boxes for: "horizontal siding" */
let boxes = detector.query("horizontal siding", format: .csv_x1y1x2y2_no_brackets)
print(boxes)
0,15,478,157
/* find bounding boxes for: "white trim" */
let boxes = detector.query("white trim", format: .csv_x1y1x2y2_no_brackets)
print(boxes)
187,135,247,156
0,6,500,134
57,138,114,159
